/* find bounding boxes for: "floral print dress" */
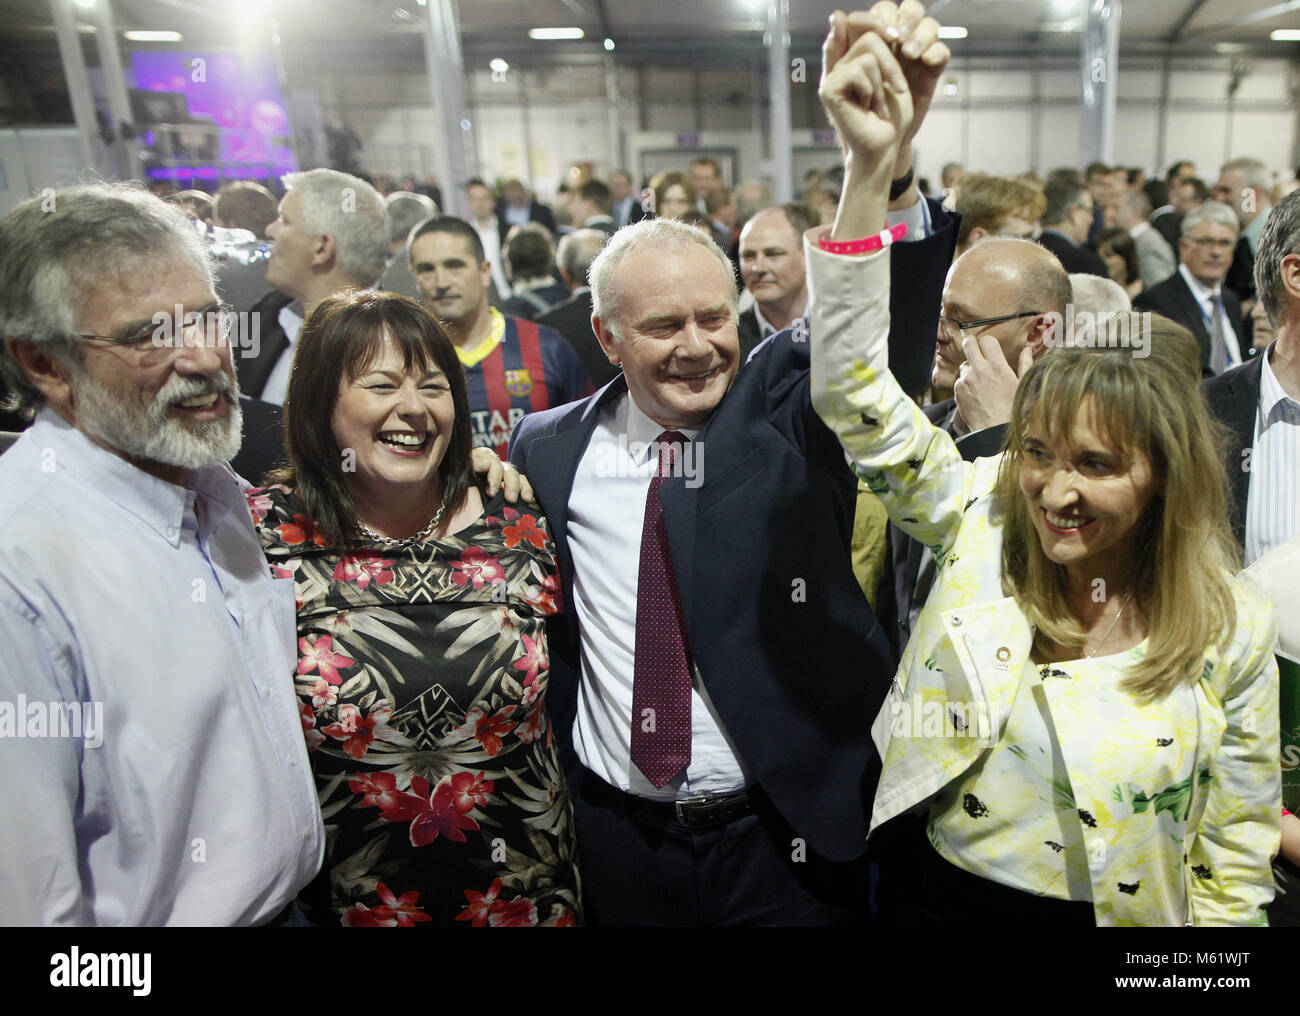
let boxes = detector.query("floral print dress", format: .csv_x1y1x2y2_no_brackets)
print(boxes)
250,485,581,927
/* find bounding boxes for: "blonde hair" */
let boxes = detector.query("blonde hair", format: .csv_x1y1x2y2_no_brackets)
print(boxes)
955,172,1047,248
992,324,1238,701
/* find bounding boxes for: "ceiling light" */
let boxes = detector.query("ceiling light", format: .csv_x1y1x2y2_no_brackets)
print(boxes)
528,27,584,40
490,58,509,73
942,80,958,96
124,30,183,42
604,37,615,51
1271,29,1300,41
1053,0,1077,12
74,0,95,8
937,26,967,39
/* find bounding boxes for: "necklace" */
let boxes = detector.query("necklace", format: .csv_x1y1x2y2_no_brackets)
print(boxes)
1085,588,1135,659
354,501,446,547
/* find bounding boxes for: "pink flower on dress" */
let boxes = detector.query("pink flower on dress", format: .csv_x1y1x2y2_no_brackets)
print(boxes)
515,700,547,744
447,771,494,813
275,513,329,548
388,776,481,847
458,706,517,756
340,884,433,927
297,634,355,685
320,703,394,760
524,573,562,615
349,771,407,813
503,514,546,550
311,678,337,709
511,634,547,687
488,896,538,927
553,907,577,927
332,552,395,590
299,702,325,751
455,878,503,927
246,490,272,524
450,546,506,591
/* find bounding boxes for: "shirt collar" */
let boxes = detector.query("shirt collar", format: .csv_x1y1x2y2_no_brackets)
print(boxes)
1179,262,1221,302
623,390,700,463
29,407,244,546
752,302,809,339
1260,344,1300,424
1130,220,1151,240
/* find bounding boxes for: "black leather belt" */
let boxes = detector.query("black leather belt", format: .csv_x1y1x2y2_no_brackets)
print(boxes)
672,790,754,830
585,775,756,832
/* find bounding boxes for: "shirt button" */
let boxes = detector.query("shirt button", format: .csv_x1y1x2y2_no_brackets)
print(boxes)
166,527,177,539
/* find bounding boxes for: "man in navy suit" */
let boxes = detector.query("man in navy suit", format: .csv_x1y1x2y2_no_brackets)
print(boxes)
1135,200,1248,376
509,6,954,925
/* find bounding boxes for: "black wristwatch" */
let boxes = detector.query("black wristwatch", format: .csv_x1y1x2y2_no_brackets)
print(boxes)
889,168,914,201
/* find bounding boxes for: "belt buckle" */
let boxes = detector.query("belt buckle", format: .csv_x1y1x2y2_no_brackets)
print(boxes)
674,794,714,828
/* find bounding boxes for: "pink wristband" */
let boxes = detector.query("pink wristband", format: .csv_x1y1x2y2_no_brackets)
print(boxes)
818,222,908,255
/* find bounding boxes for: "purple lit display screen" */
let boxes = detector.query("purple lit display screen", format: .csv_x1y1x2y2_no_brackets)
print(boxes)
131,51,295,181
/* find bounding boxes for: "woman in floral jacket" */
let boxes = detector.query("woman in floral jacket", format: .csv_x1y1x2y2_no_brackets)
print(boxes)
249,290,580,927
808,240,1279,927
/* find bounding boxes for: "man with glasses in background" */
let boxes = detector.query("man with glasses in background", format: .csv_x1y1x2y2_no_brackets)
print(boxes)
895,237,1070,650
1037,178,1111,279
0,184,323,925
1136,200,1248,375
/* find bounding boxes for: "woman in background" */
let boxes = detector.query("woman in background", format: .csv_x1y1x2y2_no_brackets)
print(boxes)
250,290,580,927
1097,226,1143,300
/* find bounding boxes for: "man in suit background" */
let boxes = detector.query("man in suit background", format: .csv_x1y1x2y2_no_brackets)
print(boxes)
735,204,815,361
1152,173,1207,253
508,5,955,925
569,179,617,236
610,170,647,229
891,237,1069,649
1204,186,1300,565
239,169,390,406
536,229,618,386
1135,200,1247,375
1038,179,1110,278
497,177,557,236
1115,189,1177,289
378,190,437,301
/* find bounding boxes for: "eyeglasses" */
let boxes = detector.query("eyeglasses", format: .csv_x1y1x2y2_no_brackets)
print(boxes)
1186,237,1235,251
76,303,234,366
939,311,1042,340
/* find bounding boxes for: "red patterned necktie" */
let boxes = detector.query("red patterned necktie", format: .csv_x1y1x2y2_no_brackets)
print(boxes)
630,430,693,789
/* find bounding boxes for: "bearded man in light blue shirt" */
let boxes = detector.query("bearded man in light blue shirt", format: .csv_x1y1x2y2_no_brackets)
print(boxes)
0,184,323,925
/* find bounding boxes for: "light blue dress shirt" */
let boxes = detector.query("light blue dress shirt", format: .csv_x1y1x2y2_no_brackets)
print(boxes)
0,410,323,925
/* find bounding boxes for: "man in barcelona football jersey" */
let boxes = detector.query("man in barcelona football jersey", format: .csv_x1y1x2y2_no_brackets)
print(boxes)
409,216,593,457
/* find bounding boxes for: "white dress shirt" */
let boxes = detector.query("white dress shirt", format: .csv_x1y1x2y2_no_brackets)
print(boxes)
0,411,323,925
1245,348,1300,565
473,217,512,299
567,392,749,800
260,302,303,406
1179,263,1243,370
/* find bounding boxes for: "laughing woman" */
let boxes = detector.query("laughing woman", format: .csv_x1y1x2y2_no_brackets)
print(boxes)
248,290,580,926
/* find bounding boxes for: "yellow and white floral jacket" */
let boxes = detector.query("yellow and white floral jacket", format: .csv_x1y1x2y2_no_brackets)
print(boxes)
806,238,1280,926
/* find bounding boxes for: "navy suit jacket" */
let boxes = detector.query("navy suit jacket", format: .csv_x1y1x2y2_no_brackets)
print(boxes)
508,204,957,863
1203,353,1264,550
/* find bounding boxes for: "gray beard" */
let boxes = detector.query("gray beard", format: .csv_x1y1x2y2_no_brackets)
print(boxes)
71,366,244,472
